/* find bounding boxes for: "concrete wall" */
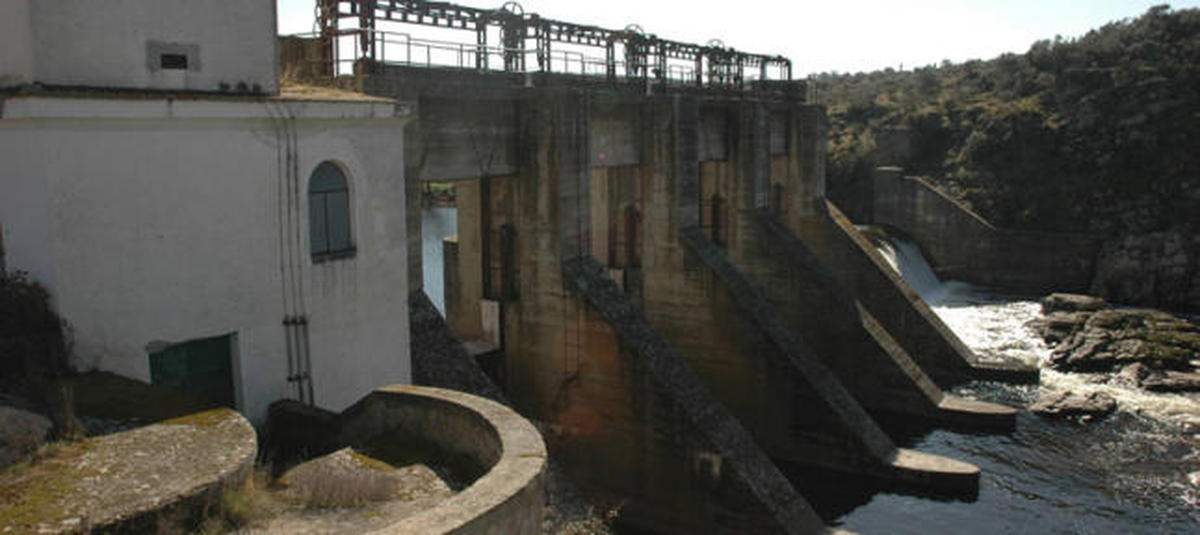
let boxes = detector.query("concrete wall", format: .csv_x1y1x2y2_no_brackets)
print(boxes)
339,385,546,535
0,0,35,88
408,98,518,181
22,0,277,93
473,91,819,533
387,67,1000,528
0,95,410,422
873,168,1103,294
590,99,641,168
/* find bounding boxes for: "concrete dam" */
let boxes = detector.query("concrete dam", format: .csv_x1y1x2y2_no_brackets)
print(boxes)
293,1,1041,532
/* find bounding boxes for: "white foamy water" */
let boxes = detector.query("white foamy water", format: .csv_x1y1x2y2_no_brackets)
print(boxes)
877,236,1200,428
841,232,1200,532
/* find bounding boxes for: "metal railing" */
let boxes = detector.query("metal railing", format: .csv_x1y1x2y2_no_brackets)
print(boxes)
290,29,720,85
297,1,794,90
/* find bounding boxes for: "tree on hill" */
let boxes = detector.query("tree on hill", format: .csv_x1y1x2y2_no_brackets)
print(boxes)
816,5,1200,311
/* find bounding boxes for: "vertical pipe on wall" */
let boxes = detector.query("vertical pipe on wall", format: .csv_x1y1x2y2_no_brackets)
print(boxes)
0,223,6,276
300,316,314,405
266,102,299,401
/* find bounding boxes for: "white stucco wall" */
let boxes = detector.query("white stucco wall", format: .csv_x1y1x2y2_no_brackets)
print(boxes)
0,95,411,422
0,0,35,87
26,0,277,93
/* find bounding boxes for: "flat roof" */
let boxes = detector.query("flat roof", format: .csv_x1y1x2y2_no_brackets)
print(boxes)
0,82,394,105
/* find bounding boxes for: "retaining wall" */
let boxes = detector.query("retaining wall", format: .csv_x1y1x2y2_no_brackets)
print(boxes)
873,168,1103,294
340,385,547,535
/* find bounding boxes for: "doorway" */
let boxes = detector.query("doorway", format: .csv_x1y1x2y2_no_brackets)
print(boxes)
148,334,237,408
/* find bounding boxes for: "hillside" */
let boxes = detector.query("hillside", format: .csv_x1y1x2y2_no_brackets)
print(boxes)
815,5,1200,312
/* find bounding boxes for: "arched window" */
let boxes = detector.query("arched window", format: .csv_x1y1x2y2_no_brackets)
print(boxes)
309,161,354,260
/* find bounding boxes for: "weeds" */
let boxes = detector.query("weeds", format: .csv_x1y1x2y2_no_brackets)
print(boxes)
286,456,399,508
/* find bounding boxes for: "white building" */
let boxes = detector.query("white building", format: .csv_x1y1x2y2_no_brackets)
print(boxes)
0,0,413,423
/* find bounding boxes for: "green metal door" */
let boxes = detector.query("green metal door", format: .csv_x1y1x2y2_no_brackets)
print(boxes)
149,334,236,408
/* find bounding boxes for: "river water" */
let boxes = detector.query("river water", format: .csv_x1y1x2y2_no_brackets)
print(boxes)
832,238,1200,533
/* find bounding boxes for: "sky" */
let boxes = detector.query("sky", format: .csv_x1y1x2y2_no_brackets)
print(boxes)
276,0,1200,76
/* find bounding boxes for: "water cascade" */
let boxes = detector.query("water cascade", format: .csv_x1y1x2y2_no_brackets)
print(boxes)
834,231,1200,533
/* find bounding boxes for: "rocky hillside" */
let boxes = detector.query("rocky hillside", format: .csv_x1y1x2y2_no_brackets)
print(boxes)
816,5,1200,312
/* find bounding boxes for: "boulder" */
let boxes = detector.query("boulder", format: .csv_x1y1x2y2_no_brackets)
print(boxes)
1046,308,1200,372
1139,369,1200,392
0,406,52,468
1029,391,1117,419
1041,293,1107,315
1028,310,1090,345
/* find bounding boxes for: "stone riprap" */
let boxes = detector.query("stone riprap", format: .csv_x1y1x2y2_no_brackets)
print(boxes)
0,408,255,533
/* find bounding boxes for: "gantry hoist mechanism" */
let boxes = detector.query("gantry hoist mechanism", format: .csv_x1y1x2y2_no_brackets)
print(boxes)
316,0,793,88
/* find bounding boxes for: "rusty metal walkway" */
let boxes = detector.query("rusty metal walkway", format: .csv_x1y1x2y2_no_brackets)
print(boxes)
310,1,793,89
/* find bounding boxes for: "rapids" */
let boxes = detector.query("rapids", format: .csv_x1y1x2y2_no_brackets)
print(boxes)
833,235,1200,532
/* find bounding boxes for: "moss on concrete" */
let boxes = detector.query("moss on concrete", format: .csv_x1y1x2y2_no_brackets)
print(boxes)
0,440,99,531
0,408,254,533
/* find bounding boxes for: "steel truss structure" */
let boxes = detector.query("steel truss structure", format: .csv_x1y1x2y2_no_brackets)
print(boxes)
317,0,793,87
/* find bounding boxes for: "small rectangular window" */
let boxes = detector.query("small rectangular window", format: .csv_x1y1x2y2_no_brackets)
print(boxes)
160,53,189,70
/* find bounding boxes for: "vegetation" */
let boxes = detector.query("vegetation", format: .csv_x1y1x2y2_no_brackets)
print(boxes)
0,271,71,404
817,5,1200,235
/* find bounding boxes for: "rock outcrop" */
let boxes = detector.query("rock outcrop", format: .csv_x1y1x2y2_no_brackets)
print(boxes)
1031,293,1200,391
1029,391,1117,419
1090,226,1200,314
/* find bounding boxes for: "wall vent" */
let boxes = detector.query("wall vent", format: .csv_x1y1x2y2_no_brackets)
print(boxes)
146,41,200,72
160,53,188,70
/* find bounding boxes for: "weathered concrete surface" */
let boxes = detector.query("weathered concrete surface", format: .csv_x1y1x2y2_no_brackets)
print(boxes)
789,202,1038,386
564,257,827,534
0,408,255,533
339,385,547,535
487,91,819,533
871,168,1104,295
388,67,1006,531
737,211,1016,429
408,291,617,535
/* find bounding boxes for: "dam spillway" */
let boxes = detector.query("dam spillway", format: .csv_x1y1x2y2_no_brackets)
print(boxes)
292,1,1038,531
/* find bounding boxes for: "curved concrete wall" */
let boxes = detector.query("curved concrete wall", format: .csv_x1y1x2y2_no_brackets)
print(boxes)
339,385,547,535
0,408,256,533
